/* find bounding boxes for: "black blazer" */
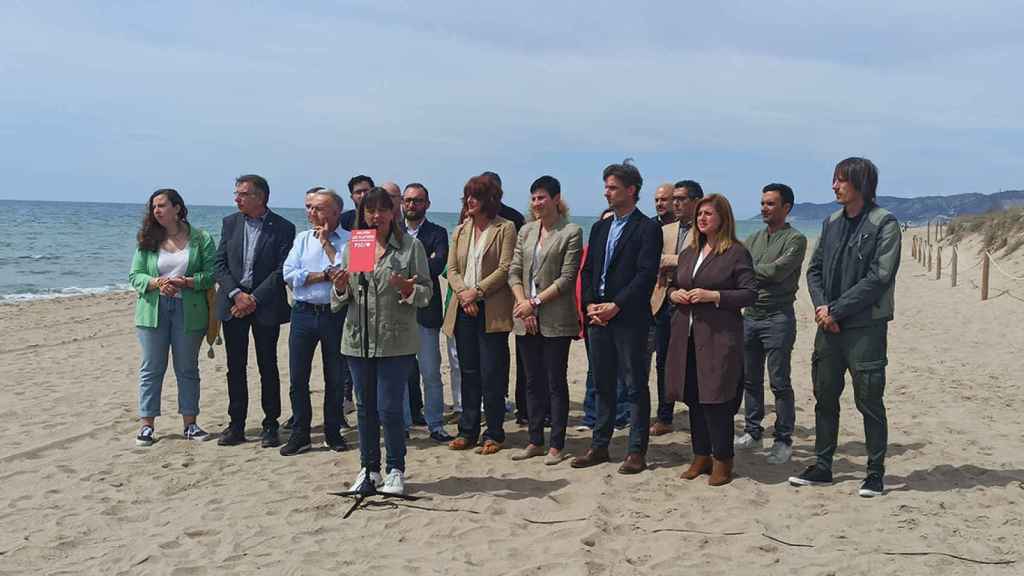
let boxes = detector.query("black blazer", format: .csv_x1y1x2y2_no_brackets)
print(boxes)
409,219,449,329
214,209,296,325
580,209,662,326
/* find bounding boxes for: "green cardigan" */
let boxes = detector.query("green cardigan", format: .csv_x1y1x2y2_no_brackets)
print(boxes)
128,225,216,331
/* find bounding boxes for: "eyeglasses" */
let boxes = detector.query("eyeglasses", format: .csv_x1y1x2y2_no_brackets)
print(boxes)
234,191,257,198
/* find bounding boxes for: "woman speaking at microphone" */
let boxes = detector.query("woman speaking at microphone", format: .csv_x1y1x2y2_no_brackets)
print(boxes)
330,187,432,496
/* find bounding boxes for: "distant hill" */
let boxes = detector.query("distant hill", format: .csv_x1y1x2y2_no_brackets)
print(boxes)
784,190,1024,223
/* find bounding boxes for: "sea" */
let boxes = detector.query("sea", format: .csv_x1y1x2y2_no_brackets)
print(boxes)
0,199,820,303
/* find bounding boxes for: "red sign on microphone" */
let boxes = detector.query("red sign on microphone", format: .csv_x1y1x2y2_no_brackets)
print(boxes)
347,229,377,273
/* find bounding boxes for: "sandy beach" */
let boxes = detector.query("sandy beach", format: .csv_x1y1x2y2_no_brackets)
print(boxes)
1,230,1022,575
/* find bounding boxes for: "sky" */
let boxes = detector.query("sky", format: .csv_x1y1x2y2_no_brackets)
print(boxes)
1,1,1022,218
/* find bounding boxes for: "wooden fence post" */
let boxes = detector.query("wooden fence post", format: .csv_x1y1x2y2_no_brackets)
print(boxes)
951,246,958,287
936,246,942,280
928,244,933,272
981,252,990,301
927,220,931,244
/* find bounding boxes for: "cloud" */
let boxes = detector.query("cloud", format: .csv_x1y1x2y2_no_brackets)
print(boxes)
0,2,1022,215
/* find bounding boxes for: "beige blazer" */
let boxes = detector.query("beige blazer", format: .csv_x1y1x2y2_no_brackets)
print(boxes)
442,216,516,336
650,221,694,314
508,218,583,338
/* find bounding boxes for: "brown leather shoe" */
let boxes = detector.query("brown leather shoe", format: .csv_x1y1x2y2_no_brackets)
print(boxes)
448,437,474,450
680,455,713,480
649,421,673,436
708,457,734,486
618,453,647,475
570,447,610,468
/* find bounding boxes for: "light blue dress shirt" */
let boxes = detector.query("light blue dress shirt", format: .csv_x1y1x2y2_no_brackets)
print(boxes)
599,209,634,296
283,227,350,304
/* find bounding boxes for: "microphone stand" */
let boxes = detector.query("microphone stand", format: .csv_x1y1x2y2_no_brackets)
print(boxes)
331,270,419,519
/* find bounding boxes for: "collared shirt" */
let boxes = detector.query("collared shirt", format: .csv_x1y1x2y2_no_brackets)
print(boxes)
676,222,691,254
240,211,267,289
599,209,634,296
283,227,350,305
405,219,422,240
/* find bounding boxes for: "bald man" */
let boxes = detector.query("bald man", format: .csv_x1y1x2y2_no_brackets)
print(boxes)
653,183,677,226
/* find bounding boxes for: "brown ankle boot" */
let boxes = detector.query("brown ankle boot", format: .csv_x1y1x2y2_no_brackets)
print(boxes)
680,455,713,480
708,458,733,486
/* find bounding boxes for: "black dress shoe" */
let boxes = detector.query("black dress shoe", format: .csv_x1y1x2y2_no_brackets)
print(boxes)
279,435,312,456
217,426,246,446
260,426,280,448
430,430,455,443
323,433,348,452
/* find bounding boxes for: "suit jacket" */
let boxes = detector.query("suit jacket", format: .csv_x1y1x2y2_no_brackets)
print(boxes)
650,220,695,314
408,219,449,329
442,217,516,336
508,218,583,338
665,242,757,404
214,209,296,325
580,209,661,326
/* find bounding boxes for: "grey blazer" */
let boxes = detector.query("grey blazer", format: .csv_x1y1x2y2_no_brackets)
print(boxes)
508,218,583,338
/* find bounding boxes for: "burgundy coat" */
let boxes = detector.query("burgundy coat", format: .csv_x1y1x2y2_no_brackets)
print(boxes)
665,242,756,404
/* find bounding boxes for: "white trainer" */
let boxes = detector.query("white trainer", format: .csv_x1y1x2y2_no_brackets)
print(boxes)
348,468,383,492
381,469,405,496
734,433,764,449
765,440,793,464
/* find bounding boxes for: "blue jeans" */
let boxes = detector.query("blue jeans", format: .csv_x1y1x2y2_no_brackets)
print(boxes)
742,309,797,444
415,325,446,433
582,333,630,428
287,303,344,438
350,355,414,473
136,296,205,418
588,320,651,454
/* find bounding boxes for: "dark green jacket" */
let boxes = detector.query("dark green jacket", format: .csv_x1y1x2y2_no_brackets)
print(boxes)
743,223,807,317
806,205,901,327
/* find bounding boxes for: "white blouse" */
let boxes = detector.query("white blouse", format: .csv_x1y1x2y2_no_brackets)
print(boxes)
157,244,190,297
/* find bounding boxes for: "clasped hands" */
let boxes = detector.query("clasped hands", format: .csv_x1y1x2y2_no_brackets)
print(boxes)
669,288,720,306
514,298,539,334
815,305,841,333
153,276,191,298
586,302,620,326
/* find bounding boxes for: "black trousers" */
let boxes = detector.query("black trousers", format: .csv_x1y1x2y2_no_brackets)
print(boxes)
222,314,282,431
684,338,738,460
518,334,570,449
454,303,510,444
407,359,424,417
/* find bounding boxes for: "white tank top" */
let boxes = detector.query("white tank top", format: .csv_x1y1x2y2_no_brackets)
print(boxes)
157,244,190,297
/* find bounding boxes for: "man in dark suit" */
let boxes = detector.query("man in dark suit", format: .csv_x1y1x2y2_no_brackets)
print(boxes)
402,183,455,442
340,174,373,232
215,174,296,448
571,160,662,474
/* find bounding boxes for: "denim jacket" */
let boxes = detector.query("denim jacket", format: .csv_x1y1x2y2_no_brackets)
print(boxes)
331,231,432,357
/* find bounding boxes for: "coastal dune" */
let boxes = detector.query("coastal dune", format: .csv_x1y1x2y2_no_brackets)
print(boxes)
1,230,1022,575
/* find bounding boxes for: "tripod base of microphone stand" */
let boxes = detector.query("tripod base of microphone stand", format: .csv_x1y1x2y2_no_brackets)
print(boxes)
330,478,421,519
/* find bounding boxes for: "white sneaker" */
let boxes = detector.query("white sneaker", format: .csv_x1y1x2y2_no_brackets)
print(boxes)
765,440,793,464
734,433,763,449
349,468,383,492
381,469,405,495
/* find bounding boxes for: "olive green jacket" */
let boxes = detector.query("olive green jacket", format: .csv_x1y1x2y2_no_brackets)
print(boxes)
128,225,216,332
508,218,583,338
331,231,432,357
806,205,901,328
